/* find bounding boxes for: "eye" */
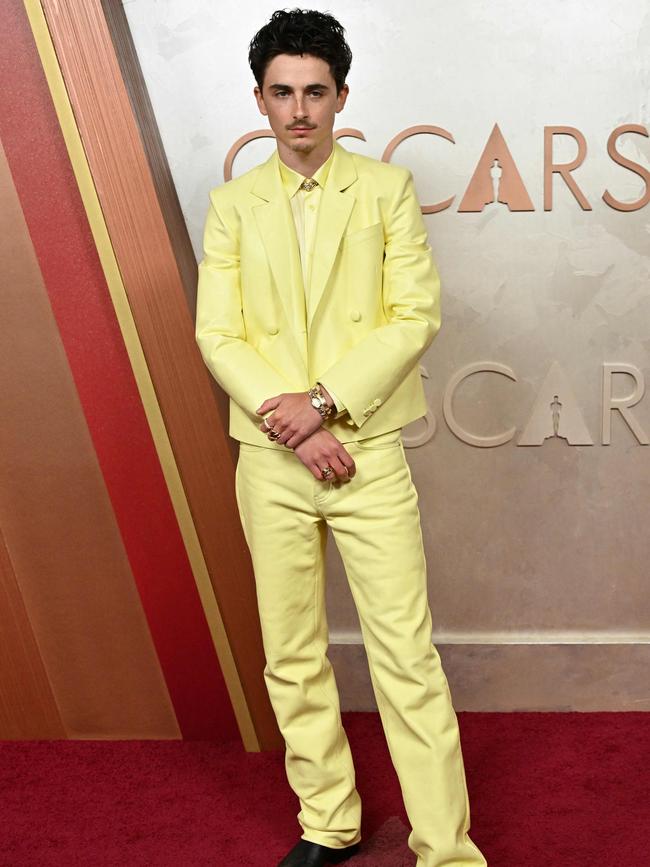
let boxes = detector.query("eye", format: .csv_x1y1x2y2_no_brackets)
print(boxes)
310,91,323,98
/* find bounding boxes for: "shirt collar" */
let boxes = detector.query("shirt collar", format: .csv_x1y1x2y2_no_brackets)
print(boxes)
278,143,335,198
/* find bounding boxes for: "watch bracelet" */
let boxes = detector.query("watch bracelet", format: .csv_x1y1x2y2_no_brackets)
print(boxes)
309,383,334,420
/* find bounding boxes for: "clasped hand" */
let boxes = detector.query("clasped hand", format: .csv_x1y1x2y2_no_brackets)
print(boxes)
255,392,356,482
256,391,323,449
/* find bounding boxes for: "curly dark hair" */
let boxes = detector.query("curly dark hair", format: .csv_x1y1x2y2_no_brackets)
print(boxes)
248,8,352,95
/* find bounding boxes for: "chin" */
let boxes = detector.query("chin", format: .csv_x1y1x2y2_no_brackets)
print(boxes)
289,140,315,154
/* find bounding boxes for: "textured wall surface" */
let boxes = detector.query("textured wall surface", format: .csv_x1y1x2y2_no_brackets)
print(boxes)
124,0,650,706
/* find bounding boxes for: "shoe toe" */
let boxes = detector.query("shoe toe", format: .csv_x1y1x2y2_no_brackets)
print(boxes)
277,839,360,866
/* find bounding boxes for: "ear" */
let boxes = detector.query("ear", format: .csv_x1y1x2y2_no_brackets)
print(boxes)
335,83,349,113
253,85,268,116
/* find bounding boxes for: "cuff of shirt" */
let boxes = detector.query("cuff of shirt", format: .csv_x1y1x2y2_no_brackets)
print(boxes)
318,381,347,419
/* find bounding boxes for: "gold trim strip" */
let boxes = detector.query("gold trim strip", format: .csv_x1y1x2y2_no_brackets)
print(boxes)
23,0,259,750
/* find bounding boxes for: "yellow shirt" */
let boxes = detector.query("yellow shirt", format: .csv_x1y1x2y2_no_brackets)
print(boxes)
278,146,347,419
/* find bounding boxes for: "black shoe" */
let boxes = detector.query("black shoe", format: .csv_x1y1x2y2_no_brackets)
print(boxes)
277,838,361,866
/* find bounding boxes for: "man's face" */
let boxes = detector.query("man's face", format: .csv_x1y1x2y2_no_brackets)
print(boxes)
254,53,348,158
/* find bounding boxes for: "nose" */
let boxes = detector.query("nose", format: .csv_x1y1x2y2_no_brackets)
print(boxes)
293,94,308,119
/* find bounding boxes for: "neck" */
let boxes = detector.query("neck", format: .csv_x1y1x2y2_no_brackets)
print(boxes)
277,137,334,177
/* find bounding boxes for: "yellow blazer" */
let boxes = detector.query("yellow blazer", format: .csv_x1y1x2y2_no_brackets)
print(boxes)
195,140,441,449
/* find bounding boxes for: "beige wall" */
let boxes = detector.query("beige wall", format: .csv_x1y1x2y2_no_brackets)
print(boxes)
125,0,650,709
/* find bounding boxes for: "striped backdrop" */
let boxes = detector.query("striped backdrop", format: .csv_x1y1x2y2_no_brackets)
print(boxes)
0,0,279,748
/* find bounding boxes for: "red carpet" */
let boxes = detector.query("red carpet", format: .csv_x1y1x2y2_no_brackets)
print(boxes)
1,712,648,866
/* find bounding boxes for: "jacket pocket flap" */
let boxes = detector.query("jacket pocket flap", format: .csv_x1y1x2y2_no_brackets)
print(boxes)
342,222,383,247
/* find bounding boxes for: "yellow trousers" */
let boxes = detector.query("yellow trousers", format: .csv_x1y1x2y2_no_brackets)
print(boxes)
235,431,487,867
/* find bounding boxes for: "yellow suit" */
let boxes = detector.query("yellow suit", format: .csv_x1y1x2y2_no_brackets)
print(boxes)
196,142,487,866
195,140,439,448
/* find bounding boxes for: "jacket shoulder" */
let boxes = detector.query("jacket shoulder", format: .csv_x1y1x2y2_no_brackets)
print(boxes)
205,161,262,208
347,149,412,186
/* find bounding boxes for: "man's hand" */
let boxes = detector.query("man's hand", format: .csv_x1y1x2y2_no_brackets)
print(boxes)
256,388,333,448
293,428,356,482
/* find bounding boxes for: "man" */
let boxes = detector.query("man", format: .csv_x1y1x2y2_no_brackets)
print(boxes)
195,9,487,867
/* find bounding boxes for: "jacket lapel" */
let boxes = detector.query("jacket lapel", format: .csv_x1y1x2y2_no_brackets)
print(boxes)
308,142,357,332
251,150,308,368
249,141,359,365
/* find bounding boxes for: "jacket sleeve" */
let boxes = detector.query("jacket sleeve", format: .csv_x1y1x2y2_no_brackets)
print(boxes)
316,168,441,429
195,189,299,421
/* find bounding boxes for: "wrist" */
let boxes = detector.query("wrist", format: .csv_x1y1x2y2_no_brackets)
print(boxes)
317,382,335,409
307,383,334,421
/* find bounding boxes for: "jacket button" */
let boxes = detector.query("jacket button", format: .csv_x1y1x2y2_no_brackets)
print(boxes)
373,398,382,406
268,326,279,335
350,310,361,321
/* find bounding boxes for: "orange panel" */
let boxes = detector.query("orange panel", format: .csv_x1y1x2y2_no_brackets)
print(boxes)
0,136,181,739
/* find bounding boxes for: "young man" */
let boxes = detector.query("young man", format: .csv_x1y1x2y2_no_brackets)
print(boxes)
195,9,487,867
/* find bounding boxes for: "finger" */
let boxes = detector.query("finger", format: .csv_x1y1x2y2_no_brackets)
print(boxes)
312,456,338,482
256,396,279,414
266,421,283,440
275,425,294,446
274,421,295,445
325,454,350,481
285,428,309,450
334,448,355,478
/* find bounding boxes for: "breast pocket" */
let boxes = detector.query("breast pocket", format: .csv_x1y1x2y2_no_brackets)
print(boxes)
341,222,384,249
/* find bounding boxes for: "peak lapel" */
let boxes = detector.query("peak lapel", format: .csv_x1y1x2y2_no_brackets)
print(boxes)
307,142,358,333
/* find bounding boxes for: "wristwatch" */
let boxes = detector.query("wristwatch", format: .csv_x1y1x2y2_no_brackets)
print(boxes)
308,383,335,420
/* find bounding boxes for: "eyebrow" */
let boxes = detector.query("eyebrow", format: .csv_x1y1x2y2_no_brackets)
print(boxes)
268,83,330,91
